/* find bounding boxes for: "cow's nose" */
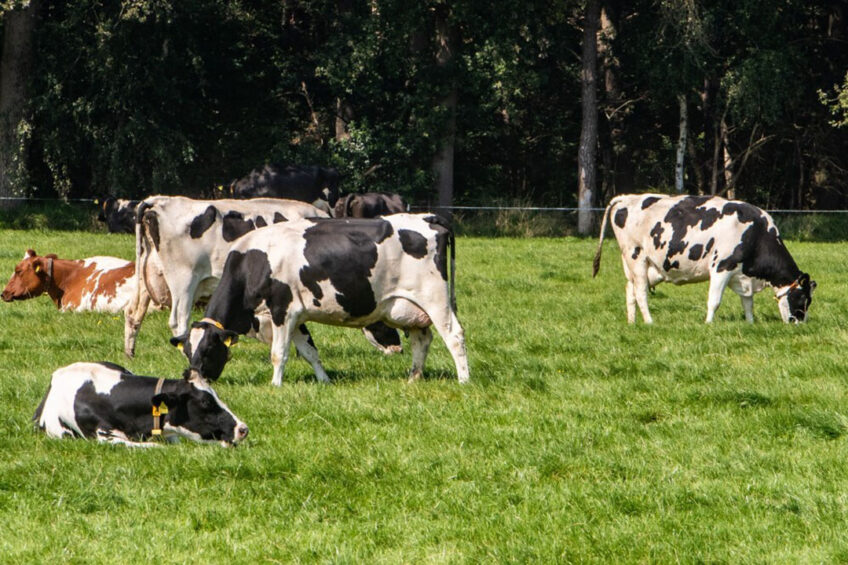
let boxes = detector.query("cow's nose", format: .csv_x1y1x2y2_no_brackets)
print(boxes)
237,424,249,439
788,316,797,324
1,291,12,302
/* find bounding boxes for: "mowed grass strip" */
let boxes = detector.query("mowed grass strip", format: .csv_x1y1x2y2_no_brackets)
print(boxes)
0,229,847,563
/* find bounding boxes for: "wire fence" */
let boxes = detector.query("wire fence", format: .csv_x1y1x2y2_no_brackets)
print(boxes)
1,196,847,240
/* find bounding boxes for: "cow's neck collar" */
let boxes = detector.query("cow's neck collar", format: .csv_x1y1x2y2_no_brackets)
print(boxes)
201,317,225,330
151,377,168,438
773,277,802,301
42,257,65,307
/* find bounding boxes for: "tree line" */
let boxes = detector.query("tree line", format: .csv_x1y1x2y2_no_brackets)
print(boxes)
1,0,846,233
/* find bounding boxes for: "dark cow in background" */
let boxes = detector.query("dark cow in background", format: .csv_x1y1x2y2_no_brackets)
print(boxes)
228,164,341,215
333,192,407,218
172,214,469,386
97,197,140,234
593,194,816,324
3,249,138,313
34,362,248,447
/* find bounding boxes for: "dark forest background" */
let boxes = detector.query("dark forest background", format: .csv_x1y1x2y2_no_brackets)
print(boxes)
1,1,847,232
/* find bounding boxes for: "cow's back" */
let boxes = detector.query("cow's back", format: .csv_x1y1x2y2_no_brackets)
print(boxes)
608,194,777,284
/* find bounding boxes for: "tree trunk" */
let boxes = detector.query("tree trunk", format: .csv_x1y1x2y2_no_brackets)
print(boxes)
577,0,601,235
0,1,40,206
675,94,688,193
432,4,457,221
335,98,353,141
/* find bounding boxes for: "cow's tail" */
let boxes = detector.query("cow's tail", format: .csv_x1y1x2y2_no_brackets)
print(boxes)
134,202,152,294
592,198,616,278
449,226,456,312
425,214,457,312
32,383,50,428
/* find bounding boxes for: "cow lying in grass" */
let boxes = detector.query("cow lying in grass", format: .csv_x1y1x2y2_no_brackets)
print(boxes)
2,249,141,313
593,194,816,323
34,362,248,447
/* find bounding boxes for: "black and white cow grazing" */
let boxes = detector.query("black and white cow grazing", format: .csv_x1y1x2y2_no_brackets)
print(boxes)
124,195,329,357
97,197,140,234
33,362,248,447
333,192,407,218
171,214,469,385
593,194,816,324
227,164,341,215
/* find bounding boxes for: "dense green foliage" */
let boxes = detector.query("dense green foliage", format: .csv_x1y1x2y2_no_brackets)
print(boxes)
2,0,846,208
2,232,848,561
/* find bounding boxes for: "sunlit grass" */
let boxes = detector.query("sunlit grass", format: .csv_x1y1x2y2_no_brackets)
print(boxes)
0,229,846,562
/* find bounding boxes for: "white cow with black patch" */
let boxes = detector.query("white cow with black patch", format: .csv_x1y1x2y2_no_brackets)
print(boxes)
171,214,469,385
34,362,248,447
593,194,816,324
124,195,330,357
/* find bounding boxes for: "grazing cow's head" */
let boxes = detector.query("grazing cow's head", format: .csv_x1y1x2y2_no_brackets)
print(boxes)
775,273,816,323
157,373,249,446
171,319,239,381
2,250,56,302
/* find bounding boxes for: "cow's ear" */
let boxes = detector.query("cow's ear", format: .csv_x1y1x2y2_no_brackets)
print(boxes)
152,392,180,410
220,330,239,348
25,249,36,258
32,259,46,275
170,335,187,352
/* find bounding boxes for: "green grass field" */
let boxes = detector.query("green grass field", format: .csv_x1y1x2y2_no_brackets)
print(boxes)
1,229,847,563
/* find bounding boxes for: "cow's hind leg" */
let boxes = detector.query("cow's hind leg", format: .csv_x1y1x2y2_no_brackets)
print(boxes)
419,308,469,384
292,324,330,383
620,256,637,323
124,288,151,358
705,272,733,323
407,327,433,382
630,261,653,324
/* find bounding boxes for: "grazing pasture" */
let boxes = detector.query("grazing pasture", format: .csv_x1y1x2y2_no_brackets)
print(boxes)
1,229,848,562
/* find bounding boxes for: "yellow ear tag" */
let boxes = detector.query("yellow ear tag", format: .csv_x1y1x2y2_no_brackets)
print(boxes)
158,403,168,415
223,336,233,347
34,265,41,273
217,185,224,191
93,199,99,205
176,342,184,352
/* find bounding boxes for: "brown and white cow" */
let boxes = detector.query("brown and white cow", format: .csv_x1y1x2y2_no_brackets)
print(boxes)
2,250,141,313
172,214,469,385
593,194,816,324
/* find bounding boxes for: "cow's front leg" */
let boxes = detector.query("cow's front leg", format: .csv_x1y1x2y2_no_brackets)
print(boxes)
705,273,732,323
269,320,297,386
168,282,200,337
96,429,159,448
728,277,755,323
407,326,433,382
292,324,330,383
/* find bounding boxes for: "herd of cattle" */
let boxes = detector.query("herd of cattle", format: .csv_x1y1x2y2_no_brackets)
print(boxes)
1,169,817,447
